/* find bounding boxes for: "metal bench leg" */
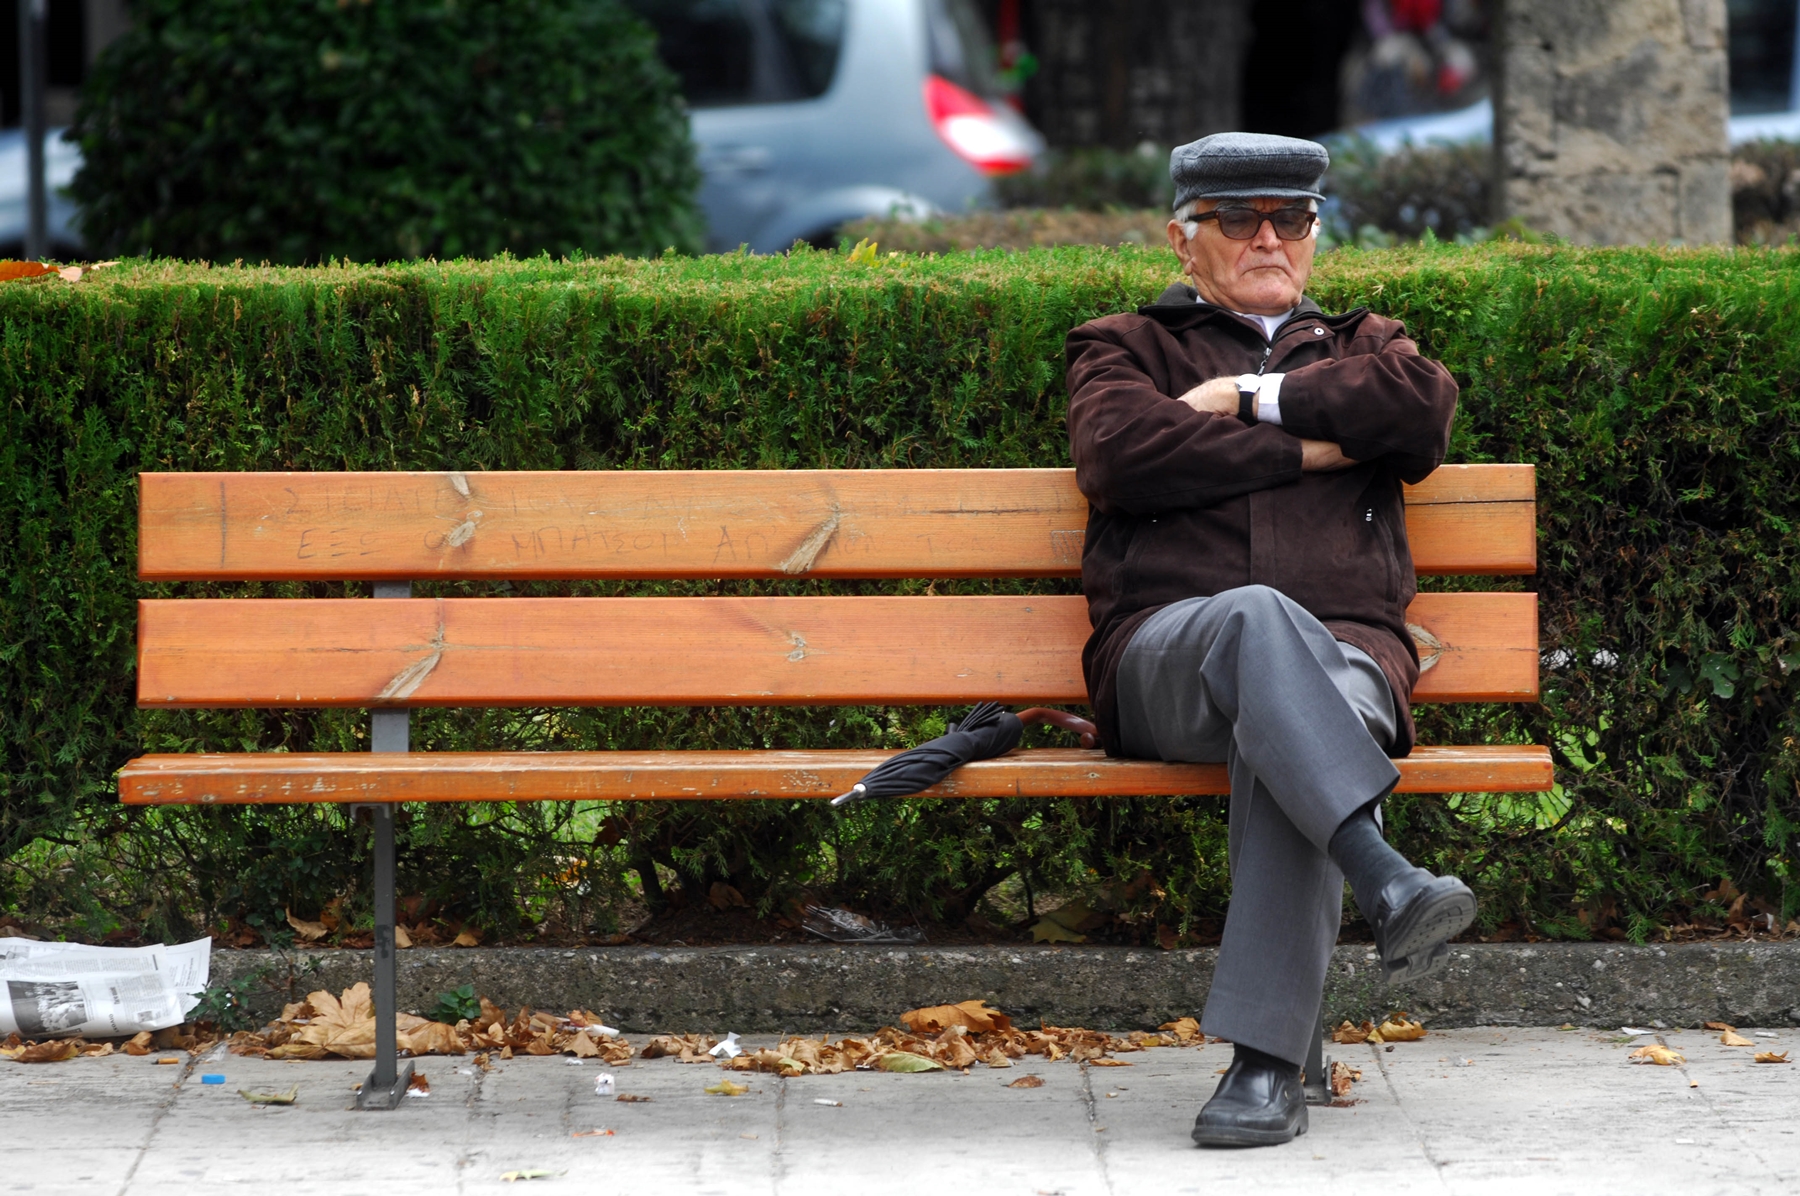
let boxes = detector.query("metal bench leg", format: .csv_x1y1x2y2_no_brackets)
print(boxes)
358,581,414,1111
1303,993,1330,1106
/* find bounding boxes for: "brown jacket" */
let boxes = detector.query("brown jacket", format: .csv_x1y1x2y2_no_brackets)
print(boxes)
1066,283,1458,758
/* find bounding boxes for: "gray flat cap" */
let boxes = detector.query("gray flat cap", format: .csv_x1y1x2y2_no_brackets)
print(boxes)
1170,132,1329,209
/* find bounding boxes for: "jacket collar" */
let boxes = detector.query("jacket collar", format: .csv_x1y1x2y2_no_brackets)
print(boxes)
1137,282,1364,341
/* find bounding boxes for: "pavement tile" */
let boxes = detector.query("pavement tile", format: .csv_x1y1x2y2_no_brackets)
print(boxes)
2,1027,1795,1195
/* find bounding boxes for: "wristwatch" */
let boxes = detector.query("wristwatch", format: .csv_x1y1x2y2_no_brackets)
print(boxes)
1235,374,1263,424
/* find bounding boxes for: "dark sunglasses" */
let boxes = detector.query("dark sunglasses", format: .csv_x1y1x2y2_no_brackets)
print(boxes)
1192,206,1317,241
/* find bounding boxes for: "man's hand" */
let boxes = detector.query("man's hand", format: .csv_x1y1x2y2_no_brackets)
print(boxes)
1175,377,1241,417
1300,439,1357,471
1177,380,1357,471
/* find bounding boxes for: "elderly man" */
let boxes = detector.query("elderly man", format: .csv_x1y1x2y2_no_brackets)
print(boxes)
1065,132,1473,1148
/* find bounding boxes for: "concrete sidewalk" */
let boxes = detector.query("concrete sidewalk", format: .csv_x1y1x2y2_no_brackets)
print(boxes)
4,1027,1794,1195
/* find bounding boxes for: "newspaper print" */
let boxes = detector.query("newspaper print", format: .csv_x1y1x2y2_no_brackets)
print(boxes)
0,937,210,1038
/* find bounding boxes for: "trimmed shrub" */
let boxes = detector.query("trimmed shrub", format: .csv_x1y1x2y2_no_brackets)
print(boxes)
1,243,1797,946
68,0,702,264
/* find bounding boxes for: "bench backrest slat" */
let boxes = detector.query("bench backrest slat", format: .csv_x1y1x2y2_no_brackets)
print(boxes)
136,591,1537,708
137,465,1536,582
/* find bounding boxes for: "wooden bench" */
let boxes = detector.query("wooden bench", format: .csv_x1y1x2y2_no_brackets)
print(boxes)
120,465,1549,1106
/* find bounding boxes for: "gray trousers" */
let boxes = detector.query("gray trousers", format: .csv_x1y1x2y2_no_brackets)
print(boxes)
1116,585,1401,1065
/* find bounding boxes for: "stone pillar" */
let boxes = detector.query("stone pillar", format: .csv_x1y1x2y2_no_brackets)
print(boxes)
1495,0,1730,245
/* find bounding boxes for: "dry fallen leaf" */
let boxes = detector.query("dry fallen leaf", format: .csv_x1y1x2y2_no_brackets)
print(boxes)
1332,1020,1375,1045
1720,1030,1755,1047
285,909,329,941
14,1039,82,1063
640,1033,718,1062
1006,1074,1045,1088
1754,1051,1791,1064
224,992,1182,1082
1328,1060,1362,1098
452,929,482,948
284,983,378,1058
1158,1017,1202,1044
236,985,621,1065
1087,1058,1132,1067
899,1000,1012,1035
705,1079,749,1096
394,925,413,949
124,1032,153,1057
0,261,57,284
710,1017,1193,1078
1629,1044,1686,1066
1703,1021,1735,1032
615,1094,653,1103
1029,918,1086,944
238,1086,298,1105
707,882,748,910
1375,1014,1427,1042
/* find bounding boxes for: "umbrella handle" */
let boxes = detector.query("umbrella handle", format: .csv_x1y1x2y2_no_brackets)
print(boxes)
1015,707,1099,750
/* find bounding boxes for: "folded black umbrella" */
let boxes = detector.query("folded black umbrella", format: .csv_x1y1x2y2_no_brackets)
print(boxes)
829,702,1098,809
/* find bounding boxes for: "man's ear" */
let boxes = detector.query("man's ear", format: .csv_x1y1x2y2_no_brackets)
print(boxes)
1167,220,1193,277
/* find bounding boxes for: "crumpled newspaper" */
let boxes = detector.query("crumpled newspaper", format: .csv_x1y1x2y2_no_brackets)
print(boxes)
0,937,210,1038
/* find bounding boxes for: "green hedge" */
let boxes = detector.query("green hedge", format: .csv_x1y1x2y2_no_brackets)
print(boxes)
2,243,1797,945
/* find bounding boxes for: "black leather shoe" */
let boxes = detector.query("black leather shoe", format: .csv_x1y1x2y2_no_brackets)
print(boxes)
1190,1047,1307,1148
1373,870,1476,984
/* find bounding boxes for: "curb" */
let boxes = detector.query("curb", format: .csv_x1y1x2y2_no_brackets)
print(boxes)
208,941,1800,1032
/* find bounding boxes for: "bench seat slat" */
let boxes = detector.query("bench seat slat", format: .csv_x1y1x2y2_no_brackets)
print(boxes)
137,592,1537,708
137,465,1536,582
116,744,1555,805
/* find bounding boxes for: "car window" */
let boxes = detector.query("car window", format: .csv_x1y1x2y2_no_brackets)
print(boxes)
925,0,1000,98
626,0,757,107
768,0,846,98
627,0,844,107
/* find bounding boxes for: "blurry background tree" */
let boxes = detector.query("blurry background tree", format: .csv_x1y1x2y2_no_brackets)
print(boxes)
65,0,702,263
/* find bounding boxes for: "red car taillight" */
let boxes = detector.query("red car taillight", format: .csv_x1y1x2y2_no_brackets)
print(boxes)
923,75,1034,175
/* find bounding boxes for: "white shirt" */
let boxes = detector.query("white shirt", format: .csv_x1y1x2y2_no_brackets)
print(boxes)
1225,304,1296,425
1233,308,1296,342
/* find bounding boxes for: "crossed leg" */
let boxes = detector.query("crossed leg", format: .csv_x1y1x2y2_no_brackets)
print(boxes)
1114,584,1400,1065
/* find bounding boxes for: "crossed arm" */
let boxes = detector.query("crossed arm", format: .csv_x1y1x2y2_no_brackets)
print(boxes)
1066,321,1457,516
1175,376,1356,471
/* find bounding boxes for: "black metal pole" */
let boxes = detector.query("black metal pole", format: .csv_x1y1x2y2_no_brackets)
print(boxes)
1304,1019,1324,1102
371,801,399,1090
1303,996,1328,1105
358,580,414,1110
18,0,47,260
